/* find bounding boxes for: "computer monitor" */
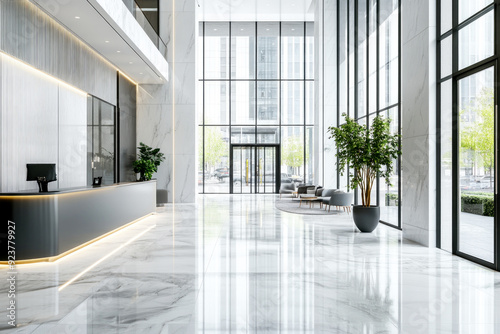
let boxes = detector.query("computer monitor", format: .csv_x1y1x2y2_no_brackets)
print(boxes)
26,163,57,192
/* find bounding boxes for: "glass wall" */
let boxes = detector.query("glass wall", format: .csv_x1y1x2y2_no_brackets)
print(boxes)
438,0,496,268
332,0,401,228
87,96,115,186
199,22,314,193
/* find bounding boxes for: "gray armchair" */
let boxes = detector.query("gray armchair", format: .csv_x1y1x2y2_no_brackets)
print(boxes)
325,192,353,213
320,189,339,207
279,183,296,198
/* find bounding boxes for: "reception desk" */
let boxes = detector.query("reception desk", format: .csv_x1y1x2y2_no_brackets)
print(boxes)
0,181,156,263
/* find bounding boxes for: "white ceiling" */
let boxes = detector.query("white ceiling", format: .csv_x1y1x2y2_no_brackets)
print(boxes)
31,0,166,84
198,0,315,22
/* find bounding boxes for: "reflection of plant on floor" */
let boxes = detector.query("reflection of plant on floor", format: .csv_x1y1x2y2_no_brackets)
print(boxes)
385,193,399,206
203,205,225,239
461,192,494,217
348,262,394,320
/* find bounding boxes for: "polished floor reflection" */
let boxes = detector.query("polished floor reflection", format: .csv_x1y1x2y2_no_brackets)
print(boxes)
1,195,500,333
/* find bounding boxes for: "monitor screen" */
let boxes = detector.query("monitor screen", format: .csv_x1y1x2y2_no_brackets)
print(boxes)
26,164,57,182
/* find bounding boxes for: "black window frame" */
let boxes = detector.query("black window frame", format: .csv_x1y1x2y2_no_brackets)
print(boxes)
332,0,402,229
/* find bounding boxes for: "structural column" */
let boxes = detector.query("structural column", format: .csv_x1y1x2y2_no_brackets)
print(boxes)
137,0,197,203
318,0,338,188
401,0,437,246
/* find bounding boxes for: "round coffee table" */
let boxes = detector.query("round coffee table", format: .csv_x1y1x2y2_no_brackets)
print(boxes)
299,195,320,208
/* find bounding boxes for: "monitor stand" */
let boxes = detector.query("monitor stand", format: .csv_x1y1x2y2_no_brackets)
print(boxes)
37,177,49,192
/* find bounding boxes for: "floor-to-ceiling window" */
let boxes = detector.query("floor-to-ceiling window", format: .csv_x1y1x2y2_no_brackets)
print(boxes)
438,0,497,269
199,22,314,194
332,0,401,228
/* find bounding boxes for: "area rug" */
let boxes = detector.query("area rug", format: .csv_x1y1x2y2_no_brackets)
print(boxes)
275,197,340,215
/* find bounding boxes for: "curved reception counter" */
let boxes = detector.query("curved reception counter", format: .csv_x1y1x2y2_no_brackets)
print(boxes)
0,181,156,263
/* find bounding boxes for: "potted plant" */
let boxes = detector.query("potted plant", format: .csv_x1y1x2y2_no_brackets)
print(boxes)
133,162,141,181
327,114,401,232
133,142,165,181
133,159,154,181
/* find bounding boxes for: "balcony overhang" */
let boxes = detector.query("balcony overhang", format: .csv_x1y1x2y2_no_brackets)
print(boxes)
31,0,168,84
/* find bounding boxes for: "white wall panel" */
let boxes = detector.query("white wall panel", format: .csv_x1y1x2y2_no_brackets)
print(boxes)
58,86,88,189
0,54,59,192
0,54,88,192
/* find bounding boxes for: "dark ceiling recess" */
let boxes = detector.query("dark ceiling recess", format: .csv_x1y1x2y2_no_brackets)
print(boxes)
135,0,159,34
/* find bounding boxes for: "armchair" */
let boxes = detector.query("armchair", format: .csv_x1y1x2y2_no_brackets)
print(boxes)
279,183,296,198
325,192,353,213
320,189,338,207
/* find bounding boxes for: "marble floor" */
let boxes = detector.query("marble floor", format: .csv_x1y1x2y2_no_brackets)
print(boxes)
1,194,500,333
460,212,494,263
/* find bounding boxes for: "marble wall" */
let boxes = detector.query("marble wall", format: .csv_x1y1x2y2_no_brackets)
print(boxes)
137,0,196,203
320,0,337,189
0,54,88,192
401,0,437,246
313,0,324,186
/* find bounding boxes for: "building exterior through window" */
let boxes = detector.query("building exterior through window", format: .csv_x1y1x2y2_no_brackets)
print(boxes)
198,22,314,194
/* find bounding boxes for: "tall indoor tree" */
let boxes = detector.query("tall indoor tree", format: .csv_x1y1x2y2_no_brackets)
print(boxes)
328,114,401,231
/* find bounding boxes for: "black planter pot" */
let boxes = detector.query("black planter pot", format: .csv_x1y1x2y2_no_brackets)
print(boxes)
352,205,380,232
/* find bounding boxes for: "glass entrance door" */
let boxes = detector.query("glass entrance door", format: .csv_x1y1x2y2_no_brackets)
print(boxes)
231,146,254,194
230,145,280,194
456,65,496,265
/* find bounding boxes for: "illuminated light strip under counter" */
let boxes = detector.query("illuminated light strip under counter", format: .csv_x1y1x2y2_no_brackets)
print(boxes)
0,181,156,263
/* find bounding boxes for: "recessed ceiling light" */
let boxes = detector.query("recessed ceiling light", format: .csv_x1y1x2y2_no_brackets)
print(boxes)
291,28,295,31
117,50,121,53
105,40,110,43
75,16,80,19
214,28,218,31
139,72,143,74
266,28,270,31
129,61,133,64
240,28,244,31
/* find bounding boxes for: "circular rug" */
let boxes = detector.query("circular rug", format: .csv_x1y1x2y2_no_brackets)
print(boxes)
275,197,340,215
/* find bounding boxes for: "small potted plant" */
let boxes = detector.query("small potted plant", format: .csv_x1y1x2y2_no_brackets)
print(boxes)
133,142,165,181
327,114,401,232
133,162,141,181
133,159,155,181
